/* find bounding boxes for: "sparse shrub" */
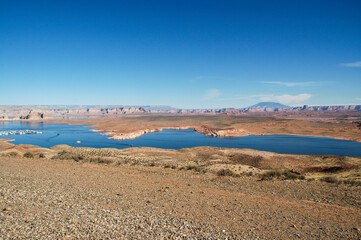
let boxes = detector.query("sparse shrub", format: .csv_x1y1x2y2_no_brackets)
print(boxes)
163,164,178,169
283,171,302,180
320,176,339,184
130,161,140,166
260,170,305,181
9,152,19,158
342,180,361,187
186,165,204,172
51,150,83,161
72,155,83,162
196,167,207,173
301,166,355,173
228,153,263,168
90,157,113,164
186,165,198,170
177,164,206,173
52,150,70,160
23,152,34,158
38,153,45,158
102,158,113,164
318,177,361,186
217,169,239,177
260,170,282,180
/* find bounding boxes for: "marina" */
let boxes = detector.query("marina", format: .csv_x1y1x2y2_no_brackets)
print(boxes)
0,130,43,136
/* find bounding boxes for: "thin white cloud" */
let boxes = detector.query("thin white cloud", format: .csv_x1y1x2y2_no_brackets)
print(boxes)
203,89,222,100
219,93,311,105
260,93,311,104
259,81,317,87
340,61,361,67
356,97,361,101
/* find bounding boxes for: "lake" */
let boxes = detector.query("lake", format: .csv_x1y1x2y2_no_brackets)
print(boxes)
1,121,361,156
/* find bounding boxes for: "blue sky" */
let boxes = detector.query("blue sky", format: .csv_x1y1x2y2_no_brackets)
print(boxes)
1,0,360,108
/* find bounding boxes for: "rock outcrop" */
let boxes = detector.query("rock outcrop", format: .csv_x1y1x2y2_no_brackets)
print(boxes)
20,111,45,120
0,104,360,120
0,106,147,120
153,105,361,114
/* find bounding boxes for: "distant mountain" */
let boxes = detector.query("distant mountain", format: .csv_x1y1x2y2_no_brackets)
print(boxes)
249,102,290,109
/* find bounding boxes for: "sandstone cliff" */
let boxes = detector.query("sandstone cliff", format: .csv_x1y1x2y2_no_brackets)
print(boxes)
0,106,148,120
0,104,360,120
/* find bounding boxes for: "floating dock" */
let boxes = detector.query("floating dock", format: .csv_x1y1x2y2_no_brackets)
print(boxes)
0,130,43,136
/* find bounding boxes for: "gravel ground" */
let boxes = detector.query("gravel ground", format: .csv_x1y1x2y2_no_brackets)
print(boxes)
0,157,360,239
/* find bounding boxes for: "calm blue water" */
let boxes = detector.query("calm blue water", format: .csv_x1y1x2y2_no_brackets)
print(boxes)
1,121,361,156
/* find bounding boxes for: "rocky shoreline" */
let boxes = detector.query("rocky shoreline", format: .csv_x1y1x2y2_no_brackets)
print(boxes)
93,126,255,140
95,127,192,140
94,126,361,143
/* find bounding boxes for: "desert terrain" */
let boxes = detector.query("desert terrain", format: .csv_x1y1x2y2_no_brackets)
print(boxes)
3,0,360,238
0,140,360,238
1,110,361,238
52,114,361,142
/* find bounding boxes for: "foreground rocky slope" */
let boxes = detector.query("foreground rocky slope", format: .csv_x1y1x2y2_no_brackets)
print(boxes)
0,141,360,239
0,154,360,239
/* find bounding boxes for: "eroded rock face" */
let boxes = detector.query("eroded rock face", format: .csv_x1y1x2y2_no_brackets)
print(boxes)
0,104,360,120
0,106,148,120
20,111,45,120
105,126,192,140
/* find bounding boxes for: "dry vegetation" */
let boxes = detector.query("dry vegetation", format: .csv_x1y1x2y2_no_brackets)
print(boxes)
1,140,359,184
